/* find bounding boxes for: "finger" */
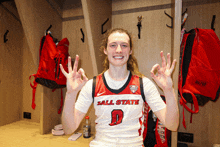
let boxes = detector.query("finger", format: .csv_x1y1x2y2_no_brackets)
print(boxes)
77,68,83,79
59,64,67,77
167,53,171,68
170,59,176,73
150,64,160,78
151,64,159,73
160,51,166,68
80,68,88,82
73,55,79,73
67,56,72,73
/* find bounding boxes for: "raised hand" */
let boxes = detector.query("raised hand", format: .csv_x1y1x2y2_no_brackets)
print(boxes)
150,51,176,91
59,55,88,93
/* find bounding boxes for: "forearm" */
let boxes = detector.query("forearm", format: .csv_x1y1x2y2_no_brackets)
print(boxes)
62,91,78,134
164,88,179,131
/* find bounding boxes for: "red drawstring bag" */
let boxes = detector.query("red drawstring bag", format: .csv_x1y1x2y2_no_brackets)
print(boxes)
29,33,69,114
179,28,220,128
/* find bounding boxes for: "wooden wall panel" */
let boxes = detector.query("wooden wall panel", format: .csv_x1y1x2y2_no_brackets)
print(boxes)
15,0,63,134
40,87,62,134
62,5,96,132
183,1,220,38
62,19,94,79
63,0,83,18
178,101,220,147
81,0,112,75
0,7,3,126
178,1,220,147
15,0,63,66
172,1,182,147
0,4,23,126
112,0,172,92
22,37,41,123
112,0,171,11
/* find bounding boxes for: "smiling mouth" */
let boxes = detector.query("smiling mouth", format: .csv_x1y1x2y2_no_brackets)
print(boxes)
113,56,124,59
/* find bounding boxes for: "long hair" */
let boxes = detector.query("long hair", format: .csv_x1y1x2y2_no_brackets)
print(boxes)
100,28,144,77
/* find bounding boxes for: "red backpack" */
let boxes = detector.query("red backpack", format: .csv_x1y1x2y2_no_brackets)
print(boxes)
179,28,220,128
29,33,69,114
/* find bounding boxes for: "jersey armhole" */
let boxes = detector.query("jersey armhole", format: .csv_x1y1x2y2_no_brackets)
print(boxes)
139,77,146,102
92,76,96,103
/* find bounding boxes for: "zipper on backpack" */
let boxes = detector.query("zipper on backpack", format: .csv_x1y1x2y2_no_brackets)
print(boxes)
57,58,62,79
54,58,58,78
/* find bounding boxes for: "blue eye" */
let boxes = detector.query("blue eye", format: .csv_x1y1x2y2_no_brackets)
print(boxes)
110,44,117,48
121,44,128,48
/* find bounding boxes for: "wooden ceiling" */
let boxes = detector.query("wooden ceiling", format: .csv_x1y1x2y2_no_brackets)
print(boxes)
0,0,84,21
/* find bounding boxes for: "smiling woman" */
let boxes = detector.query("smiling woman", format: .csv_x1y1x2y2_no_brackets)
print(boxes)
60,27,179,147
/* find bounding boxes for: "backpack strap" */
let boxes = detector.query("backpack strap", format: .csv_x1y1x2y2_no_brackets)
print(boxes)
139,77,146,102
179,89,199,128
92,76,97,103
140,77,150,140
29,74,37,109
179,89,199,113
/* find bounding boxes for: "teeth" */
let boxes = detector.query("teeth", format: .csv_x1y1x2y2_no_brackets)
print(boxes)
114,56,123,59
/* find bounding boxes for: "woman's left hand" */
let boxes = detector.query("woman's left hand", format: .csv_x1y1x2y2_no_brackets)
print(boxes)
150,51,176,91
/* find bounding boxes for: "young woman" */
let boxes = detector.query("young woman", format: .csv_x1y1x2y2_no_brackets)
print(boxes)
60,28,179,147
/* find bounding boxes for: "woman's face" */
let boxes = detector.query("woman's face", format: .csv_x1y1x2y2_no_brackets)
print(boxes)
104,32,132,68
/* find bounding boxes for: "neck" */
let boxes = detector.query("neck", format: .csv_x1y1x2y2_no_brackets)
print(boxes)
107,65,129,81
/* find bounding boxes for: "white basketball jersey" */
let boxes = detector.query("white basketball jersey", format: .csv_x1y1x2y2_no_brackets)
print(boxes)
90,72,148,147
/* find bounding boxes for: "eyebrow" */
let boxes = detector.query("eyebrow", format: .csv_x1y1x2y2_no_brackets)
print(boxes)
109,42,129,44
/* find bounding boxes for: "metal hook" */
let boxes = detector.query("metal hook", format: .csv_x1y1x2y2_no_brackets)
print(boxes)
80,28,85,43
182,8,188,16
211,15,216,31
181,8,188,30
137,15,143,39
101,18,109,34
4,30,9,43
46,25,52,34
164,11,173,28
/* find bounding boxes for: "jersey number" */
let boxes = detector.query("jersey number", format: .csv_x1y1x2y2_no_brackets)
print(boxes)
109,109,124,126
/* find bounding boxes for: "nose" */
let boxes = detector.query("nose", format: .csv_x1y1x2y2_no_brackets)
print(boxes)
116,45,122,53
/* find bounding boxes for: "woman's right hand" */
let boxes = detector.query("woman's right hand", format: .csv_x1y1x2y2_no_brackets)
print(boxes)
59,55,88,93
